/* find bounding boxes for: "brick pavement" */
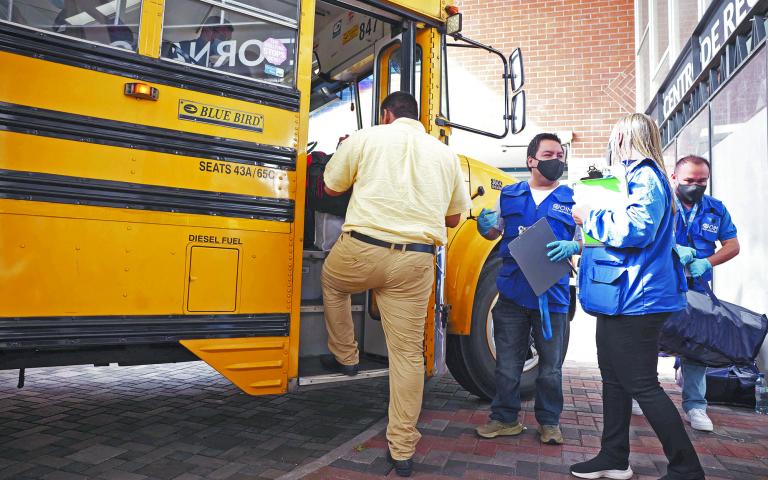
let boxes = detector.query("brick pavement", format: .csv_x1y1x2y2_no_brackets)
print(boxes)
2,361,767,479
0,362,390,480
306,363,768,480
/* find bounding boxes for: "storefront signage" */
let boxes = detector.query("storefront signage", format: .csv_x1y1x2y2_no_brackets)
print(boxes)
659,0,759,120
662,49,696,118
699,0,759,65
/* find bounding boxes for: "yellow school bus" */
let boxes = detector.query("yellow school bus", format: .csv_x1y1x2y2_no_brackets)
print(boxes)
0,0,548,399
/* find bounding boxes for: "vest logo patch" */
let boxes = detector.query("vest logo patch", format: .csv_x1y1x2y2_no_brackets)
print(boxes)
701,223,718,234
552,203,572,215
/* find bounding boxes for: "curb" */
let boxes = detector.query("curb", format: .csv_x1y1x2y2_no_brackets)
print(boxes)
275,416,389,480
276,374,446,479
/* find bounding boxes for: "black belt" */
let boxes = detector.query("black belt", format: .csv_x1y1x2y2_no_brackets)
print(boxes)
350,231,435,254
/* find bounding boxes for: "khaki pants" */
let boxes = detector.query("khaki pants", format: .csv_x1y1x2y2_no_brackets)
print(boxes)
321,233,435,460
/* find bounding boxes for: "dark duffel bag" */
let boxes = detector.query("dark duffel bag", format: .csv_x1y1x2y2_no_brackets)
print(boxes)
659,280,768,367
704,364,760,408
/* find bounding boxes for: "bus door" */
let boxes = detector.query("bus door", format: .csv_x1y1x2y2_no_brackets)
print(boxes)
297,2,398,387
297,2,439,386
0,0,309,395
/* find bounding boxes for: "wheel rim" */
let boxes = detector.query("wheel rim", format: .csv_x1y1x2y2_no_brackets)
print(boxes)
485,294,539,373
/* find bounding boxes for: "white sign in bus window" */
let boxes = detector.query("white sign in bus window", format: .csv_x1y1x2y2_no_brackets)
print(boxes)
161,0,297,86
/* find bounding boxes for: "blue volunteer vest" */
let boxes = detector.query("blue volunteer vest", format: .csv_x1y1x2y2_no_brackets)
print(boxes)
675,194,737,291
497,182,575,313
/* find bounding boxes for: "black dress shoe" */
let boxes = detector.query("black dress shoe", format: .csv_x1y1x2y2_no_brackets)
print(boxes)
319,355,358,376
386,450,413,477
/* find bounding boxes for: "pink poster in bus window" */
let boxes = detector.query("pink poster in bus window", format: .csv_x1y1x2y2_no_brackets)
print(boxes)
263,38,287,65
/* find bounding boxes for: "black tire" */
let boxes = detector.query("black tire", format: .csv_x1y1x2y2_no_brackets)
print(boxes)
447,257,575,401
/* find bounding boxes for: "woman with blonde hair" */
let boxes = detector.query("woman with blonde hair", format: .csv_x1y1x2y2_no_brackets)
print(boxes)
570,114,704,480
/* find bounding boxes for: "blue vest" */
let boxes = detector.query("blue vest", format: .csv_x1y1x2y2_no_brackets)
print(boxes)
578,159,687,316
675,194,737,291
497,182,575,313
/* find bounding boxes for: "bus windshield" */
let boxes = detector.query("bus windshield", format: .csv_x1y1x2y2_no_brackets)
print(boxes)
309,75,374,154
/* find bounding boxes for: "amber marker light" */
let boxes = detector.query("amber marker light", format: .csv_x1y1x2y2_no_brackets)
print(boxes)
445,6,462,35
124,82,159,100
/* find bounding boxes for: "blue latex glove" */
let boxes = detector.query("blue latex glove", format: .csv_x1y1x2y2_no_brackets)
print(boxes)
674,244,697,266
689,258,712,278
477,208,498,236
546,240,580,263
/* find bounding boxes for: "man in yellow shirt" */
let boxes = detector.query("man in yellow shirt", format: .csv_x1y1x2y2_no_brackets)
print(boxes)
321,92,471,477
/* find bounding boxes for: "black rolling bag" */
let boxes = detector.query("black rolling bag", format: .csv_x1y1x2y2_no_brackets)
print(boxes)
704,364,760,409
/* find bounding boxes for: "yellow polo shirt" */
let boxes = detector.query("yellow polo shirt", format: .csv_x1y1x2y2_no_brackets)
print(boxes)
323,117,471,246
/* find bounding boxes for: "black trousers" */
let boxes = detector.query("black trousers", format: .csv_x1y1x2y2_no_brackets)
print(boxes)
596,313,704,480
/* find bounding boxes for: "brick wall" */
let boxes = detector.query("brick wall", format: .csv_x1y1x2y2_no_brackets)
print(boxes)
453,0,636,160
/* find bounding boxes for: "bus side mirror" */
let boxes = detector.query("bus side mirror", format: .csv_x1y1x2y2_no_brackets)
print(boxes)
508,48,524,92
510,90,526,134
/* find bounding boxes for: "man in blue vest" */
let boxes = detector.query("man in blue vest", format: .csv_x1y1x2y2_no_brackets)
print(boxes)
474,133,580,445
672,154,740,431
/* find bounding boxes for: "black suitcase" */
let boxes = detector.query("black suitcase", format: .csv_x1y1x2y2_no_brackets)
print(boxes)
704,364,759,409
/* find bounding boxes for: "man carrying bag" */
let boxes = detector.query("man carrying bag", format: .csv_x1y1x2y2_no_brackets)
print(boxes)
659,155,767,430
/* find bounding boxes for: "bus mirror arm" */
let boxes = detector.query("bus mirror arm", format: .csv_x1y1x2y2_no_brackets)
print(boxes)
441,35,511,139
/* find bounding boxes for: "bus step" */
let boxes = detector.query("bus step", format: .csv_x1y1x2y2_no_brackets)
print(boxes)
298,368,389,386
300,303,364,313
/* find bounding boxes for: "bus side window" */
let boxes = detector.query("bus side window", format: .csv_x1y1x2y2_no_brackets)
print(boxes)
2,0,141,51
159,0,298,86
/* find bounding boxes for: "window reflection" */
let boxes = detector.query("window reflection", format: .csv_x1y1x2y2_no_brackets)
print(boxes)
675,109,709,160
662,142,676,175
709,47,767,312
161,0,297,85
223,0,298,23
1,0,140,50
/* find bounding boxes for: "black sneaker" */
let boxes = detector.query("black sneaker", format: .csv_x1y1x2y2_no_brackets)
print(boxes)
570,455,633,479
386,450,413,477
319,355,358,376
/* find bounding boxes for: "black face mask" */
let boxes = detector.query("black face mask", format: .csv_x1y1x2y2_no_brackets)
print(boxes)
534,158,565,181
677,184,706,204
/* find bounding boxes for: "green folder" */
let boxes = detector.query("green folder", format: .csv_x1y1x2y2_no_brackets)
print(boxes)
572,176,622,247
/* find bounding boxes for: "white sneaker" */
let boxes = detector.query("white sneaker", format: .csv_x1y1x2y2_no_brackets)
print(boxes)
631,399,643,416
686,408,714,432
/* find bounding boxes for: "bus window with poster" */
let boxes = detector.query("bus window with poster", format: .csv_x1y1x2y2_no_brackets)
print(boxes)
159,0,298,86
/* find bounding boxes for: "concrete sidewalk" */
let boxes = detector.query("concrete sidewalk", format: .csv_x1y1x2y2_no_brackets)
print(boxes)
305,363,768,479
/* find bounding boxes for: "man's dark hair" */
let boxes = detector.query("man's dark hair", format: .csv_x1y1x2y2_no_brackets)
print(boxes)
381,91,419,120
526,133,562,171
675,154,710,173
